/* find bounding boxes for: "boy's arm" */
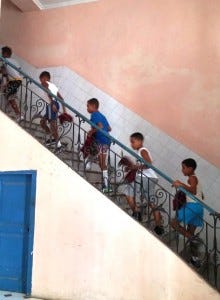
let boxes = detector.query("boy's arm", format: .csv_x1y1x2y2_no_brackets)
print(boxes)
41,81,52,104
140,149,152,165
57,91,66,113
129,149,152,170
0,65,6,74
173,176,198,195
106,118,111,132
88,122,103,137
0,65,8,81
43,84,61,113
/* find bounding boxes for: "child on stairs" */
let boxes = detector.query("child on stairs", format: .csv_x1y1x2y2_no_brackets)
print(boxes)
123,132,164,235
0,46,23,121
39,71,66,150
171,158,204,267
171,158,204,238
86,98,112,193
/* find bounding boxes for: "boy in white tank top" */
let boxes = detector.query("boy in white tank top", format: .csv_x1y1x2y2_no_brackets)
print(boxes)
124,132,164,235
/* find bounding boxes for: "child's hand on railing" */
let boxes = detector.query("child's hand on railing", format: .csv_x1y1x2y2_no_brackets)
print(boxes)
126,164,138,171
52,104,58,112
172,180,183,188
124,166,131,172
62,105,66,114
87,129,94,138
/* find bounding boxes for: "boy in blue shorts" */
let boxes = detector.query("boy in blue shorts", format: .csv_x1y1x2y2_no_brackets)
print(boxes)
171,158,204,267
171,158,204,238
39,71,65,150
87,98,112,193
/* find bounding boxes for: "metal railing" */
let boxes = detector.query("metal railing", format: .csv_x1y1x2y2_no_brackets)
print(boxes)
0,56,219,291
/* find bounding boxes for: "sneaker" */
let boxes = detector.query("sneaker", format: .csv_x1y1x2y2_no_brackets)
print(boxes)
132,211,142,222
45,138,56,146
85,160,92,171
102,186,113,194
16,115,24,122
190,256,201,268
154,225,164,236
56,140,62,148
54,141,62,154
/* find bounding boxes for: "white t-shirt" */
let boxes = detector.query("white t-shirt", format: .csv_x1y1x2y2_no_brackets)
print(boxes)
47,81,59,95
187,175,204,203
43,81,59,104
4,58,22,80
137,147,158,179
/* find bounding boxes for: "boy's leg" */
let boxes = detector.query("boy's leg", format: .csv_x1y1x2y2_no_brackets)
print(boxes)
125,195,141,221
85,155,92,170
124,180,142,221
8,99,20,115
99,152,108,188
125,195,136,211
187,224,196,237
6,81,21,116
149,202,164,235
98,151,107,170
50,119,62,149
142,177,164,233
50,120,59,141
40,117,51,134
171,218,193,238
149,202,162,226
98,145,109,189
188,225,200,267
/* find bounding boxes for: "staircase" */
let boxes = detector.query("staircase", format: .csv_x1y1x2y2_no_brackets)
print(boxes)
1,57,220,293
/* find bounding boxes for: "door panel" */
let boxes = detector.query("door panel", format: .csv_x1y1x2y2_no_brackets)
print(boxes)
0,173,35,293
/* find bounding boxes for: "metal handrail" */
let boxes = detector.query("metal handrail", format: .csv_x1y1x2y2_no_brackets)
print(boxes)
0,56,218,215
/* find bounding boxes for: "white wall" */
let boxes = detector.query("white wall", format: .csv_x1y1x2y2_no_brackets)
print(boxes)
0,112,219,299
15,56,220,212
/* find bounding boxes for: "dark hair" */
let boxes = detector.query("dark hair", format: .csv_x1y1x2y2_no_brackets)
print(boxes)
87,98,99,109
182,158,197,170
2,46,12,56
130,132,144,141
39,71,51,80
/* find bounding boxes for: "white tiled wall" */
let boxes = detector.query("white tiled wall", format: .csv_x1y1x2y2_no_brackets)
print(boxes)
16,56,220,212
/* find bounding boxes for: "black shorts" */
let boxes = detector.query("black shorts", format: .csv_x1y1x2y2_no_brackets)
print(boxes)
6,80,22,100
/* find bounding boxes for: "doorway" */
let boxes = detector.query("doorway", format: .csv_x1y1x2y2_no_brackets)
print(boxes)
0,171,36,294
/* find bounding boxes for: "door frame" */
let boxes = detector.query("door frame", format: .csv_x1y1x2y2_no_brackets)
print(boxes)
0,170,37,295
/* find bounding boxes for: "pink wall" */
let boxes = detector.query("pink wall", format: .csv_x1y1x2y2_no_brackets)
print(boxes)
1,0,220,166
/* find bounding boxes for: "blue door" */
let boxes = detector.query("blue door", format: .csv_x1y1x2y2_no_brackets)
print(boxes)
0,171,36,294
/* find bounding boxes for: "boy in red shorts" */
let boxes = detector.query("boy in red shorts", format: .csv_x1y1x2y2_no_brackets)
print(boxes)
87,98,112,193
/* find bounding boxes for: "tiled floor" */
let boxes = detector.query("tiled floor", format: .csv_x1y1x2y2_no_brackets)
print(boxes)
0,291,41,300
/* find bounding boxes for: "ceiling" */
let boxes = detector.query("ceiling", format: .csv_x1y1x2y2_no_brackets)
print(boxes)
35,0,98,9
10,0,98,12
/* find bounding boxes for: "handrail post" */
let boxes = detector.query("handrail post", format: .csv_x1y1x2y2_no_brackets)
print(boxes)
212,214,219,289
